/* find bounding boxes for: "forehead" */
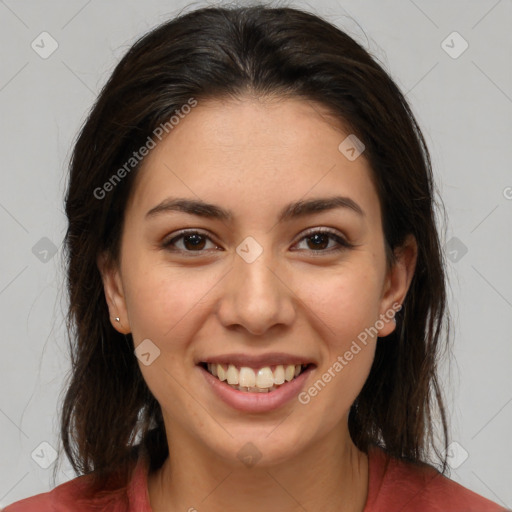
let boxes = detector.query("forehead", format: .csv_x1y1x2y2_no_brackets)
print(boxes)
126,96,381,226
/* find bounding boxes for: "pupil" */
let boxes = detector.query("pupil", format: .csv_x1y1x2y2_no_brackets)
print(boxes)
308,233,328,250
185,234,205,250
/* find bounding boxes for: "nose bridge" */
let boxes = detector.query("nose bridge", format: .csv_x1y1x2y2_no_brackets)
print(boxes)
217,238,295,335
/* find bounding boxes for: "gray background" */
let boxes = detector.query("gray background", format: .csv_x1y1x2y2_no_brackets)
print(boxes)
0,0,511,508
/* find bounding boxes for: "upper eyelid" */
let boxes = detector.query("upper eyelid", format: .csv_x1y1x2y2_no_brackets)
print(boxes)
164,228,219,245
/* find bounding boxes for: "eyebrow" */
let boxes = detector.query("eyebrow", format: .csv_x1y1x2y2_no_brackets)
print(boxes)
145,195,365,222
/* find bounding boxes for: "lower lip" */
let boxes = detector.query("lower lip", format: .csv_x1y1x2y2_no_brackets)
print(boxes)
198,364,315,413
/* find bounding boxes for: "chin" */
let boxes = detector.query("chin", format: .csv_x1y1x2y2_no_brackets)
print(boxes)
198,422,313,469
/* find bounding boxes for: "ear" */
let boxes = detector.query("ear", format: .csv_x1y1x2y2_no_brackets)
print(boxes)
377,233,418,337
97,252,131,334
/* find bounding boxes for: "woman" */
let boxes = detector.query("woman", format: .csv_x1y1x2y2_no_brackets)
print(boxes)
3,4,507,511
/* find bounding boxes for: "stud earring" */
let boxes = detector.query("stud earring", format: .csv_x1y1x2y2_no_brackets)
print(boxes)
115,317,120,322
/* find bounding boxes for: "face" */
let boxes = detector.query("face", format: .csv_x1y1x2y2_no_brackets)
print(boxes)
99,96,416,467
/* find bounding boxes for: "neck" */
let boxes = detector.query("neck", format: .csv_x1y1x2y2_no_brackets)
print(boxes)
147,423,369,512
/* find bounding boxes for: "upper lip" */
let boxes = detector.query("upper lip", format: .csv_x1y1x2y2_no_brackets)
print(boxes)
197,352,316,368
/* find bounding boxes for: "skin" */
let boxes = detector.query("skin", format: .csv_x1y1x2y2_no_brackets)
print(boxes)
98,95,417,512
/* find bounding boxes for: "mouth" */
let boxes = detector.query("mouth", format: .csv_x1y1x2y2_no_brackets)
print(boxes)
198,362,315,393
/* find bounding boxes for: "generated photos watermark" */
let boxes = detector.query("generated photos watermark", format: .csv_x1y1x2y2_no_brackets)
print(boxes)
298,302,402,405
93,97,198,200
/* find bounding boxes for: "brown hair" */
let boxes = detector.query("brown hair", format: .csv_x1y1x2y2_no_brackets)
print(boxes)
58,3,451,492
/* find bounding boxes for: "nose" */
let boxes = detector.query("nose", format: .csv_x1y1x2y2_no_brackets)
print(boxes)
215,249,297,336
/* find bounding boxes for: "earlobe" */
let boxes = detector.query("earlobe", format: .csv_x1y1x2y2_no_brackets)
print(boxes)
377,234,418,338
97,252,131,334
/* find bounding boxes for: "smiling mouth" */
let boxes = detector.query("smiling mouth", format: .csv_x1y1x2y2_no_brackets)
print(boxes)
199,362,313,393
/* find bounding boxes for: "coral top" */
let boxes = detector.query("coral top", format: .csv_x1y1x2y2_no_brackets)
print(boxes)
3,446,508,511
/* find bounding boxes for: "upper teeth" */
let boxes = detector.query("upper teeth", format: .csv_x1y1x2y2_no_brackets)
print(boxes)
207,363,304,388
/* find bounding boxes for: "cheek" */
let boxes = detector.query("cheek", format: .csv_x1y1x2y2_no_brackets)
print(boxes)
298,262,382,346
123,264,219,412
123,260,219,342
294,264,381,405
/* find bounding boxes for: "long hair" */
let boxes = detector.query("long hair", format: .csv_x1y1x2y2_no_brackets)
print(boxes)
59,3,451,492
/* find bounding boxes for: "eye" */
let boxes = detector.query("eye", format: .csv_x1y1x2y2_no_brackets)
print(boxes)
293,228,354,254
162,228,353,256
162,230,220,254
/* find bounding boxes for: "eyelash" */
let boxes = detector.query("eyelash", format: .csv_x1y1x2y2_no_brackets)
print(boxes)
161,228,354,256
